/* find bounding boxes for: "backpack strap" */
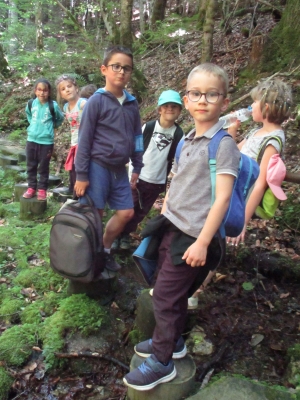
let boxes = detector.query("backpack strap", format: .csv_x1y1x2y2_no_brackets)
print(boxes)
256,136,283,165
208,129,232,238
208,129,231,205
27,98,34,113
143,120,156,152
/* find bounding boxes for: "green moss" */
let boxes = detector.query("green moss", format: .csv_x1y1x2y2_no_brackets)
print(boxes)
0,298,24,323
42,294,107,369
13,266,65,292
0,367,13,400
0,324,38,366
21,292,65,324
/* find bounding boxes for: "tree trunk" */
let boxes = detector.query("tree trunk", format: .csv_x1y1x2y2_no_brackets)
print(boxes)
0,44,10,77
8,0,18,55
197,0,207,29
264,0,300,69
35,0,43,52
139,0,145,34
150,0,168,29
99,0,119,43
120,0,133,48
201,0,216,63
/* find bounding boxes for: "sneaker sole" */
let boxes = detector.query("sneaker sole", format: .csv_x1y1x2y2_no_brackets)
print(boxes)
134,345,187,359
123,366,176,391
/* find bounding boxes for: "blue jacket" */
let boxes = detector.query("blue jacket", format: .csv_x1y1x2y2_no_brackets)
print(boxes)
75,89,143,181
25,99,64,145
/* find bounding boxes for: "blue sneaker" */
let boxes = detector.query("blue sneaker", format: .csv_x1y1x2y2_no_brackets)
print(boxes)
123,354,176,391
134,336,187,359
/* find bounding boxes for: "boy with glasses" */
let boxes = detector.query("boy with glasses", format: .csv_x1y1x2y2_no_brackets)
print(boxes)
75,45,143,273
123,63,240,390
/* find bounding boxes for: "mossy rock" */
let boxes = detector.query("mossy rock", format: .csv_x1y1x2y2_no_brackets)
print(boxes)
135,289,155,341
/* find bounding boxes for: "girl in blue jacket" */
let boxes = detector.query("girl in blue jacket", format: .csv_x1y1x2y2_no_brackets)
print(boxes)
23,78,64,201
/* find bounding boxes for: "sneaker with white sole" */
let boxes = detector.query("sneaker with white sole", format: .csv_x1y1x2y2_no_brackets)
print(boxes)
23,188,36,199
134,336,187,359
37,189,47,201
123,354,176,391
104,253,122,271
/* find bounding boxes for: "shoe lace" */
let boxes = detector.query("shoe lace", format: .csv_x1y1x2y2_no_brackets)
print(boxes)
138,361,152,375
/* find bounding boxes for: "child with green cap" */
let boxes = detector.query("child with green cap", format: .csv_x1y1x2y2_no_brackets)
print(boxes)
114,90,184,250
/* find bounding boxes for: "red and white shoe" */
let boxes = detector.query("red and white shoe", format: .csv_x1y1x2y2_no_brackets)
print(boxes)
23,188,36,199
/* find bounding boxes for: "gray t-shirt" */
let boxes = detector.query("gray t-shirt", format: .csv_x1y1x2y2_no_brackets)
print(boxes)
240,128,285,159
164,121,240,238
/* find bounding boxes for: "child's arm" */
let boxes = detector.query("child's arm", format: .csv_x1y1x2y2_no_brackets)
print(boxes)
228,144,278,245
182,173,235,267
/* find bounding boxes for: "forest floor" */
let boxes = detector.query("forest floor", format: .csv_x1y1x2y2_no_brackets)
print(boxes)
1,8,300,400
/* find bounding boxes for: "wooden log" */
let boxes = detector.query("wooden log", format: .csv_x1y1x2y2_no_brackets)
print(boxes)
48,175,62,187
17,151,26,163
127,354,196,400
20,197,47,220
14,183,28,202
284,171,300,184
0,155,18,167
4,165,26,173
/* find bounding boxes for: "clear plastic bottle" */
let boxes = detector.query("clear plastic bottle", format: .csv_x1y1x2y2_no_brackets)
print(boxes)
220,106,252,129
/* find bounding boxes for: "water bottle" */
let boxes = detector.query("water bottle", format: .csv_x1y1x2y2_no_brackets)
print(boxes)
220,106,252,129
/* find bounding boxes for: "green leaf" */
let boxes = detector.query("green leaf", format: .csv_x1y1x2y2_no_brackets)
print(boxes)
242,282,254,291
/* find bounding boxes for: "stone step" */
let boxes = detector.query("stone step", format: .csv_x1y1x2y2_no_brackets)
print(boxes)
126,354,196,400
0,155,18,167
4,165,26,173
17,151,26,163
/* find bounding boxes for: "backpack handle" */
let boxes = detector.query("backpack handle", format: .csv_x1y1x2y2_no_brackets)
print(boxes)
256,136,283,165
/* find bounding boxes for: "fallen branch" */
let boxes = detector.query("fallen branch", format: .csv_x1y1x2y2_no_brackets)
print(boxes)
284,171,300,184
198,340,230,381
55,351,130,371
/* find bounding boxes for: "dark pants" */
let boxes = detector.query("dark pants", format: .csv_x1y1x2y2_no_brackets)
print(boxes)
152,231,225,364
26,141,53,191
122,179,165,235
69,164,78,199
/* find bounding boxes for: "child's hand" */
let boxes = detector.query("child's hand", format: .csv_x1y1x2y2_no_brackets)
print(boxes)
227,119,241,139
130,173,139,190
182,242,207,267
74,180,89,197
226,225,246,246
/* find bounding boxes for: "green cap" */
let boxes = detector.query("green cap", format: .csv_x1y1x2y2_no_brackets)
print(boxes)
157,90,182,107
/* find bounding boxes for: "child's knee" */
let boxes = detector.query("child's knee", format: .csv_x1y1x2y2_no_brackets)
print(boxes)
118,209,134,222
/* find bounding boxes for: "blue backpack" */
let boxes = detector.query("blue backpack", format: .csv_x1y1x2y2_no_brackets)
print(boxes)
175,129,260,237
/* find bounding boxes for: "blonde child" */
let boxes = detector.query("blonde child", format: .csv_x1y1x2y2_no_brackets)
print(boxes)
55,75,87,196
227,79,292,245
123,63,240,390
23,78,64,201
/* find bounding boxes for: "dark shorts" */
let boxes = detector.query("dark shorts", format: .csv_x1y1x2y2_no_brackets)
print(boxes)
82,161,133,210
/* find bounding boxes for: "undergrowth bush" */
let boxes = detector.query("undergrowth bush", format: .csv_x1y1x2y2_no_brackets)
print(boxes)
42,294,107,369
276,192,300,232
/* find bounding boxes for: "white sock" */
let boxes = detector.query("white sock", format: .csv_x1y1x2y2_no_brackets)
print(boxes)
104,248,111,254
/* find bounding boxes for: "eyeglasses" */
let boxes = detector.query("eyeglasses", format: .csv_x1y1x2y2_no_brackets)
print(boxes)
107,64,133,74
185,90,224,104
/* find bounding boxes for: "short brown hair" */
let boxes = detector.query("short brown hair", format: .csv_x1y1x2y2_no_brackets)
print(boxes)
187,63,229,97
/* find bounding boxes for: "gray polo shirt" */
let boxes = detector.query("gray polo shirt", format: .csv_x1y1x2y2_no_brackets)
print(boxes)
164,121,240,238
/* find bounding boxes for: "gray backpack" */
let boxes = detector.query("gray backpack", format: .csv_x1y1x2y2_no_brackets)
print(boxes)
49,195,105,282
